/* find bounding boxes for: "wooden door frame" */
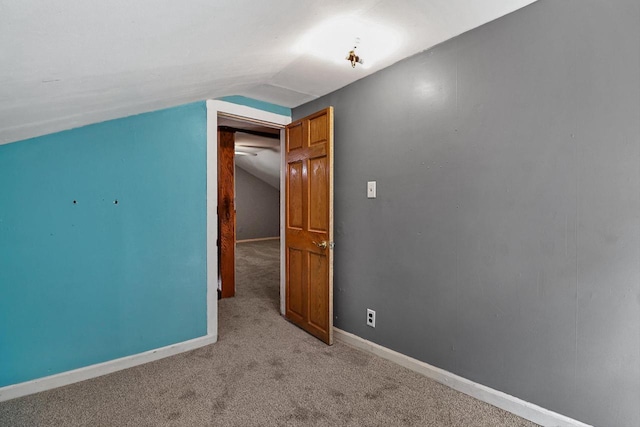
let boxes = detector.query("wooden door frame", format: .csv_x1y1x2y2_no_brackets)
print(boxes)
206,100,291,337
217,128,236,298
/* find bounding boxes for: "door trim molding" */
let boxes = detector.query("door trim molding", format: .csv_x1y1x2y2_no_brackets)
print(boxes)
333,328,591,427
0,334,217,402
206,100,291,322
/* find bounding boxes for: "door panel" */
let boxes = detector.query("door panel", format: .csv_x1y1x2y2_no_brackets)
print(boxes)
287,162,304,229
309,114,327,145
309,156,328,232
287,122,304,151
287,247,305,320
285,107,334,345
308,252,328,331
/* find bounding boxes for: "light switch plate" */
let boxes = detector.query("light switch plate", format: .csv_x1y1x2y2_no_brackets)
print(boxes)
367,181,377,198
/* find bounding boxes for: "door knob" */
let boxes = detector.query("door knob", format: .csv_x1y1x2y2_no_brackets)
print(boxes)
313,240,328,249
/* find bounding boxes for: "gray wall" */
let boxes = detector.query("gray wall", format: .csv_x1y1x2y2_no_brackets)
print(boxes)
293,1,640,425
235,166,280,240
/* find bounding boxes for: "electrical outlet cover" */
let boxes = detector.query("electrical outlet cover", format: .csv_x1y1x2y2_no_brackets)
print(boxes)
366,309,376,327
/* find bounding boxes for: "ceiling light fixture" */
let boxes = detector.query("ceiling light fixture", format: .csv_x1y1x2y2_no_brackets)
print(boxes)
234,150,258,156
293,15,401,69
346,46,364,68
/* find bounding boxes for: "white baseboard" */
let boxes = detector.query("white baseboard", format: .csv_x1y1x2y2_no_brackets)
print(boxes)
333,328,590,427
0,334,218,402
236,237,280,243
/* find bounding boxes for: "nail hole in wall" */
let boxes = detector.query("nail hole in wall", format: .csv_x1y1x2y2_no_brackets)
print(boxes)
114,200,118,205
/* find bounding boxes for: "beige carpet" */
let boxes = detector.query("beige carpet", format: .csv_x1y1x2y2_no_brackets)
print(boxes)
0,240,538,426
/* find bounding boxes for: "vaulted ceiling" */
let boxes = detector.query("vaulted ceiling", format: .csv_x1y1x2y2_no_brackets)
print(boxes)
0,0,536,145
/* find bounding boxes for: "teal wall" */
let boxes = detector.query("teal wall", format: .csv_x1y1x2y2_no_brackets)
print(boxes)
0,102,208,387
218,96,291,117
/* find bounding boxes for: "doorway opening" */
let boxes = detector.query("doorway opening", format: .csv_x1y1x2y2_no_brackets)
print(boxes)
207,101,334,346
206,100,291,339
217,115,282,302
209,101,291,342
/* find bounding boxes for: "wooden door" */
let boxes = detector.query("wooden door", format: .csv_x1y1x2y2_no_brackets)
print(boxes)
218,128,235,298
285,107,334,344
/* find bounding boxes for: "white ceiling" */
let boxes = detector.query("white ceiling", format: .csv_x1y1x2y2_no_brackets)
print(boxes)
235,144,282,190
235,133,282,190
0,0,536,145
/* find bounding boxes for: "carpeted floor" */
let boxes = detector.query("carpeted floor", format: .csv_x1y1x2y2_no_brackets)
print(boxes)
0,240,538,426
